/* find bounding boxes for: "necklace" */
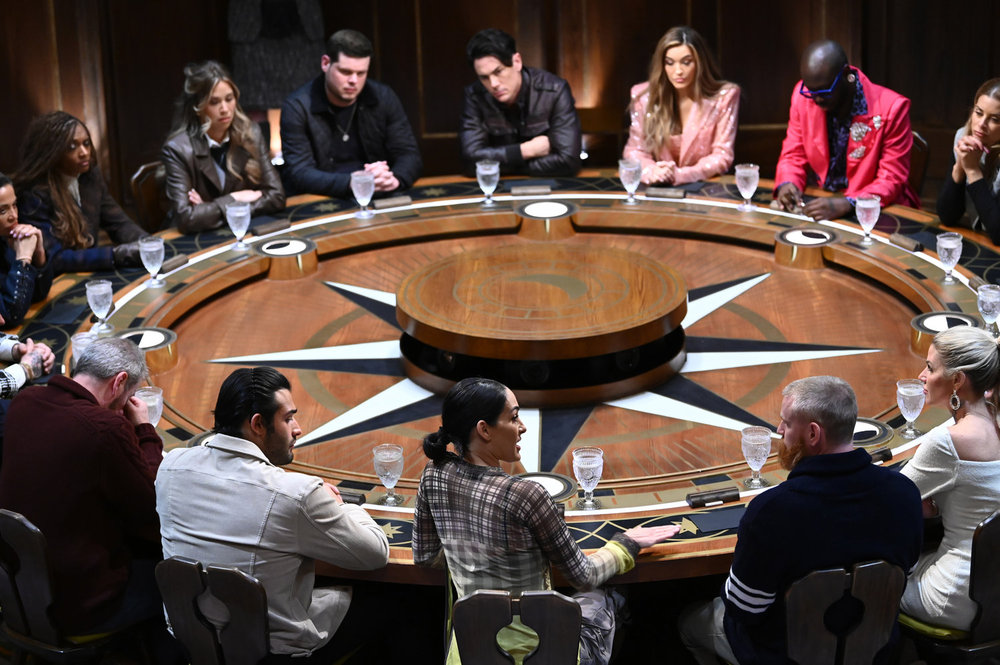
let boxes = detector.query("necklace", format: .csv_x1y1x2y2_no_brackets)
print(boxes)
335,104,357,142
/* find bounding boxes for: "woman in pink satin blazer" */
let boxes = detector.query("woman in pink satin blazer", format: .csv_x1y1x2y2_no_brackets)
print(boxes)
623,26,740,186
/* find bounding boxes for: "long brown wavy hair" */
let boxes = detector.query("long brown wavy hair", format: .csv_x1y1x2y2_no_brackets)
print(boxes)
640,26,728,155
965,78,1000,181
14,111,95,249
168,60,263,185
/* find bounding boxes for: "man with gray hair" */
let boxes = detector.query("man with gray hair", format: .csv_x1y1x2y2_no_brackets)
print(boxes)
0,337,165,636
680,375,923,664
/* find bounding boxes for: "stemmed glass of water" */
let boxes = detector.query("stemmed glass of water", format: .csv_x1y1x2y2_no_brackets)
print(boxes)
350,170,375,219
572,447,604,509
855,194,881,246
476,160,500,207
978,284,1000,338
372,443,404,506
85,279,114,334
896,379,925,440
618,159,641,205
936,232,963,284
734,164,759,212
139,237,166,287
225,202,252,251
741,426,771,489
135,386,163,427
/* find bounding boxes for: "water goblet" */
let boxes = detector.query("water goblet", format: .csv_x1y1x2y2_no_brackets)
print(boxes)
618,159,641,205
936,232,963,284
85,279,114,334
855,194,881,247
350,170,375,219
135,386,164,427
139,236,166,287
741,426,771,489
372,443,404,506
225,201,252,250
70,331,97,372
978,284,1000,338
734,164,760,212
572,447,604,509
476,160,500,207
896,379,925,440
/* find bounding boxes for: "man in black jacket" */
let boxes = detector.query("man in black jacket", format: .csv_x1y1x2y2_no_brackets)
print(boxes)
461,29,581,177
280,29,422,199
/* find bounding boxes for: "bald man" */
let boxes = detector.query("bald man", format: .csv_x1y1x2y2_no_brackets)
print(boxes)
774,40,919,221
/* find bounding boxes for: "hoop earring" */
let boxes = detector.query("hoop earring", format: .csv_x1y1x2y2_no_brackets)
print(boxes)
950,390,962,411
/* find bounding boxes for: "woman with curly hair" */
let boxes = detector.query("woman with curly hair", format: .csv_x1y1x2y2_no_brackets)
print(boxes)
623,26,740,186
14,111,148,273
162,61,284,234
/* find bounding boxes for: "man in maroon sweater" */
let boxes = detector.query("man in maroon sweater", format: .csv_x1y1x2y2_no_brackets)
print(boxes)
0,337,162,635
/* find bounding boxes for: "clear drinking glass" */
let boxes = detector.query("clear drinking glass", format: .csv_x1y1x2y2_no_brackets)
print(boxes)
741,426,771,489
978,284,1000,338
372,443,404,506
85,279,114,334
618,159,641,205
896,379,925,440
350,170,375,219
225,201,252,250
936,232,963,284
734,164,760,212
139,236,166,287
70,331,97,371
855,194,881,246
572,447,604,509
476,160,500,207
135,386,164,427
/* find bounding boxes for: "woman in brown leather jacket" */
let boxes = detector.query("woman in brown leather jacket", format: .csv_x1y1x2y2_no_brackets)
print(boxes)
162,61,285,234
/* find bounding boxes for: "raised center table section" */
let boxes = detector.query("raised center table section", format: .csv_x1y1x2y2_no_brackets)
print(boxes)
395,244,689,406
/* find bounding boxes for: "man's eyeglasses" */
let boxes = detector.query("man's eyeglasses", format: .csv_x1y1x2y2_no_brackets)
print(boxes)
798,67,847,100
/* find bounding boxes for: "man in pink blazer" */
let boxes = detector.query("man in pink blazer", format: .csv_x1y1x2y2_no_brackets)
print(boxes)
774,40,919,221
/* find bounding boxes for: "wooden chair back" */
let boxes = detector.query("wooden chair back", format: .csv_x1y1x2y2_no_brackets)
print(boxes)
908,130,930,198
453,589,582,664
130,161,168,233
968,509,1000,643
155,557,269,665
786,560,905,665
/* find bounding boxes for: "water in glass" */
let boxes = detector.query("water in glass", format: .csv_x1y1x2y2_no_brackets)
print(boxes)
476,160,500,206
350,171,375,219
135,386,163,427
373,443,404,505
741,425,771,488
572,447,604,509
896,379,925,439
734,164,759,212
70,331,97,371
85,279,114,333
936,232,963,283
225,202,252,250
855,195,881,246
618,159,641,204
978,284,1000,337
139,237,165,286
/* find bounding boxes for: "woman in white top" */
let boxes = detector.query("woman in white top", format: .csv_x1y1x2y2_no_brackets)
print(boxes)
900,326,1000,630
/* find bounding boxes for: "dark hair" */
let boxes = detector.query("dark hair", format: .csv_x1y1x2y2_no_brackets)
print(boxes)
326,29,373,60
14,111,95,249
466,28,517,67
0,172,10,189
422,377,508,461
213,367,291,437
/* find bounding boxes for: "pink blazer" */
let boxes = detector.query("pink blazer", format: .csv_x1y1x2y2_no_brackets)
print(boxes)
774,69,919,207
623,82,740,185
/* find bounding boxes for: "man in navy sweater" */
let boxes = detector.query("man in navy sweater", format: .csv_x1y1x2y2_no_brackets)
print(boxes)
680,375,923,664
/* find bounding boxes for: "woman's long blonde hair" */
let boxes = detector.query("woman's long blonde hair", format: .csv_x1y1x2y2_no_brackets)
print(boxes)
964,78,1000,184
640,26,728,155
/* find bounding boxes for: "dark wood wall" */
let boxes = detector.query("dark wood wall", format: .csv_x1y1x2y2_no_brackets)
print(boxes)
3,0,999,210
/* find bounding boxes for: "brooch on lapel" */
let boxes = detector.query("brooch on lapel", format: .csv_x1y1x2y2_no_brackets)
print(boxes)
872,115,882,130
850,122,870,142
849,146,866,159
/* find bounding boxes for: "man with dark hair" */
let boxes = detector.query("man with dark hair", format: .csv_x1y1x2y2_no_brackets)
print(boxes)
280,28,422,199
460,28,581,176
679,375,923,664
156,367,390,662
774,40,919,220
0,337,163,635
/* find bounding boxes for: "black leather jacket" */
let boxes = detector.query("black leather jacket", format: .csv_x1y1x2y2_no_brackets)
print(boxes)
460,66,582,177
280,75,422,198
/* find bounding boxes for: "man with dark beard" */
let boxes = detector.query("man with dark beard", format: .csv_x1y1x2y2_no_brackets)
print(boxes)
679,375,923,664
